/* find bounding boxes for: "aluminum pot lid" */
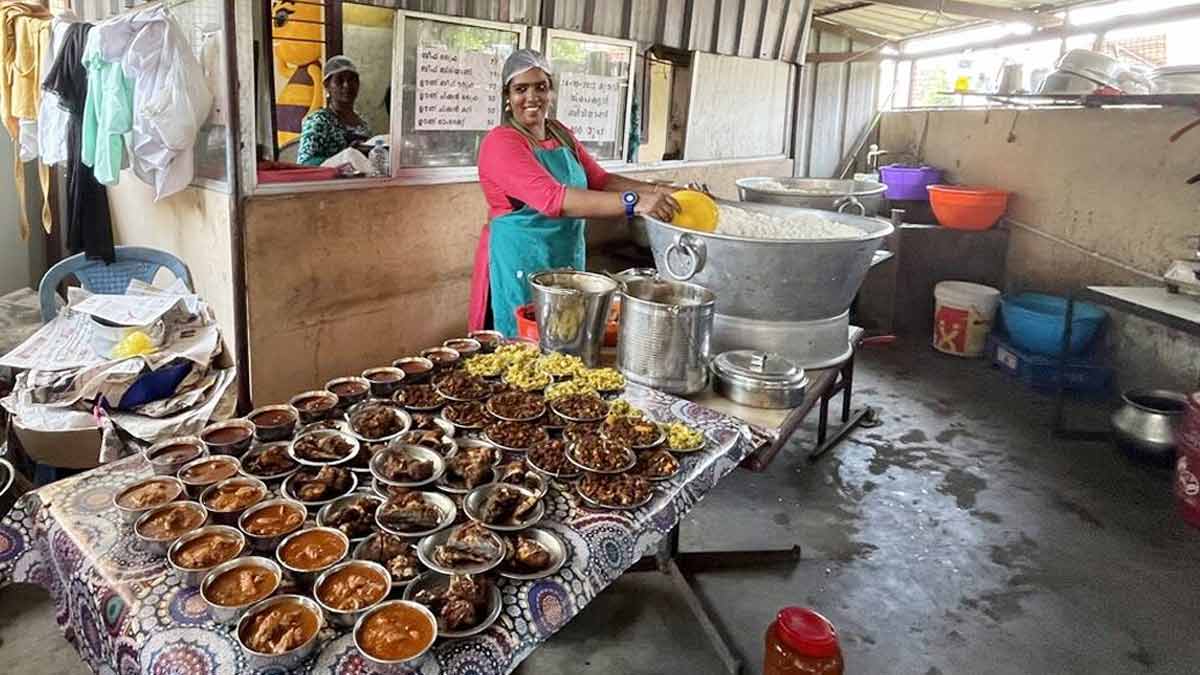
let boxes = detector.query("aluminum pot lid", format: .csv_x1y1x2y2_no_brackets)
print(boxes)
712,350,806,386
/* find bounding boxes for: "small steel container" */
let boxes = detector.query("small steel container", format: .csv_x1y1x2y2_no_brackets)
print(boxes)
420,347,461,372
313,560,393,628
391,357,435,384
177,455,242,498
201,556,284,624
443,338,482,359
347,400,412,444
276,526,350,586
113,476,185,525
468,330,504,353
200,476,269,526
134,501,209,555
144,436,207,476
199,419,256,457
238,498,308,553
236,594,324,670
239,441,300,484
288,429,361,468
362,367,407,399
370,444,446,489
326,376,372,410
353,600,438,673
167,525,247,586
710,350,808,409
289,390,340,424
462,483,545,531
247,404,299,442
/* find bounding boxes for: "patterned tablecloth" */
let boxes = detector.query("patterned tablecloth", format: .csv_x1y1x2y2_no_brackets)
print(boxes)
0,383,757,674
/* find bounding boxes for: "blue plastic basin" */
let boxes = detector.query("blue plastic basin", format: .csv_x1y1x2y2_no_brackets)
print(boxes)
1000,292,1106,356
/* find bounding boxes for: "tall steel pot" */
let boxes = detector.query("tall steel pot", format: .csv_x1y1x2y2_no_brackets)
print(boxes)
616,277,715,395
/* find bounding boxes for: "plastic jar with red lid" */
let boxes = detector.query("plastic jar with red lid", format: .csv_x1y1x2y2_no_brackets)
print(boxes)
764,607,844,675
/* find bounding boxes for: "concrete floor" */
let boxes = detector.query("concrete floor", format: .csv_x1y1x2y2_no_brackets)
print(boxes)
5,344,1200,674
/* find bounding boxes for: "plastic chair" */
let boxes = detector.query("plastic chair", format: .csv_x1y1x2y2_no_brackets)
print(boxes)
38,246,194,322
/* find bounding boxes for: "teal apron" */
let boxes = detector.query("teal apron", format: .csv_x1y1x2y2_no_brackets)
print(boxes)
489,145,588,336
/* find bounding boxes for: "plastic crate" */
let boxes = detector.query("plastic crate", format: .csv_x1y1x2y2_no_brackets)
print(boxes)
987,333,1111,394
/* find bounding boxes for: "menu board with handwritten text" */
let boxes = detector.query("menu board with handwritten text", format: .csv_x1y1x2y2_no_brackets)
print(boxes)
415,44,502,131
556,74,622,143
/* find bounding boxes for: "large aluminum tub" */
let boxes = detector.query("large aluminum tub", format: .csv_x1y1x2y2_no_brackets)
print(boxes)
736,177,888,216
638,199,892,323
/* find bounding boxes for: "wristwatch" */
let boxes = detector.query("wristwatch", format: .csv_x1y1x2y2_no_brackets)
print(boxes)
621,191,639,221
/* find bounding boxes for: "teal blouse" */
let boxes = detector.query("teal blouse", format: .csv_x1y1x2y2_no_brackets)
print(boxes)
297,108,371,166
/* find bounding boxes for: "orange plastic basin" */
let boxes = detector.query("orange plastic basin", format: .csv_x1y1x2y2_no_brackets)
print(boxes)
515,302,620,346
927,185,1010,230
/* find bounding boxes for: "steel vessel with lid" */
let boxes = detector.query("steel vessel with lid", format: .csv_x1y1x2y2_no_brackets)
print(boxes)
711,351,808,409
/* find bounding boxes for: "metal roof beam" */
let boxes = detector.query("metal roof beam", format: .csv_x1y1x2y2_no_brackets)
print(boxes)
813,17,895,46
864,0,1055,25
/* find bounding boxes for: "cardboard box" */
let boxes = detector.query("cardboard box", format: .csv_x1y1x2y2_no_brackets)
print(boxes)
13,417,103,470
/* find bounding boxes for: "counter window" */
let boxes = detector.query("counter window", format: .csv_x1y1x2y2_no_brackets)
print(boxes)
544,30,636,163
392,11,526,172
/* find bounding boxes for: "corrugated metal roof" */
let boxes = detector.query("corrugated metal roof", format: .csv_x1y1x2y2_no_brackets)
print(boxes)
814,0,1083,40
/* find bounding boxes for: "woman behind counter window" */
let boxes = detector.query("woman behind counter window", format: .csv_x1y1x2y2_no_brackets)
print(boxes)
297,55,372,166
470,49,683,336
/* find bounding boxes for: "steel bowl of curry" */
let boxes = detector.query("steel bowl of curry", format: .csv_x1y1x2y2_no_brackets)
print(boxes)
200,556,283,624
200,476,268,525
353,600,438,672
167,525,246,586
247,404,300,442
144,436,208,476
134,500,209,554
288,389,340,424
313,560,393,628
113,476,185,524
236,594,325,671
199,419,256,456
238,499,308,553
177,455,242,498
276,526,350,585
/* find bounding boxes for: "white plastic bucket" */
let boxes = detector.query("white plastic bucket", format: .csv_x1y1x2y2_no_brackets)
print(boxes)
933,281,1001,357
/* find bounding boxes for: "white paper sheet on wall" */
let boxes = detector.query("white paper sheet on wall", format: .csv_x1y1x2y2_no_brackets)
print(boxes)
414,43,502,131
556,73,622,143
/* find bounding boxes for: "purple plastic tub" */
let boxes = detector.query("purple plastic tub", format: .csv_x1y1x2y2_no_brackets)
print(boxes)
880,164,943,201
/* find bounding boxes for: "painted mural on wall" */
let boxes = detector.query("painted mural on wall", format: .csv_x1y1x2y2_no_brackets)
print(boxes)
271,0,325,147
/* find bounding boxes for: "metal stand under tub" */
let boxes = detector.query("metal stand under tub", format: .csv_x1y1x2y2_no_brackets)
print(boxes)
629,328,873,674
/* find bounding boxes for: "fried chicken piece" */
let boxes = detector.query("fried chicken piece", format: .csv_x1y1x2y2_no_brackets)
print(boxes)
378,493,443,532
513,536,551,571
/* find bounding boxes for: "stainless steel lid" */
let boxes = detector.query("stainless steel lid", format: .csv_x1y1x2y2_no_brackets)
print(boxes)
711,350,807,391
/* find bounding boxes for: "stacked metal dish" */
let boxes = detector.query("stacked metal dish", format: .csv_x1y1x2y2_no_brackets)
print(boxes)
735,177,888,216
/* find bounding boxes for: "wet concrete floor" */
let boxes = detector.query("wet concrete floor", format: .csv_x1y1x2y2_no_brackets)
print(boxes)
4,344,1199,673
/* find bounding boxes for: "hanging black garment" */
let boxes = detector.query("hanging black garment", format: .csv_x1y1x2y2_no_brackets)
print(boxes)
43,22,114,263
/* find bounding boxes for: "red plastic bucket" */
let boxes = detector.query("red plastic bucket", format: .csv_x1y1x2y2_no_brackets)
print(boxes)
1175,392,1200,529
515,304,539,342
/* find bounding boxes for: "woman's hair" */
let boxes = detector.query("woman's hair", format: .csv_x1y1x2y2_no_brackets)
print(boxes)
502,74,578,158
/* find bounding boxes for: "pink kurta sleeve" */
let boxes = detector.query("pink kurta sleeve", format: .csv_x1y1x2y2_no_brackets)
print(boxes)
478,128,569,218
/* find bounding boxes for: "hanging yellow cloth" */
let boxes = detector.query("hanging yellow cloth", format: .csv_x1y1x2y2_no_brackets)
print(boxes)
0,2,52,239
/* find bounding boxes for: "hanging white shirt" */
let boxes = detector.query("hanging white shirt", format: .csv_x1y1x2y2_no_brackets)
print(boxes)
94,5,212,200
36,15,77,166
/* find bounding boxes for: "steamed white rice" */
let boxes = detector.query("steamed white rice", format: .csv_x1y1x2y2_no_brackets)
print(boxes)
716,204,866,240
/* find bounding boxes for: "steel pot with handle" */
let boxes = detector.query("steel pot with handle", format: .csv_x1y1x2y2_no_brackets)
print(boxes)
736,177,888,216
1111,389,1187,464
616,277,716,395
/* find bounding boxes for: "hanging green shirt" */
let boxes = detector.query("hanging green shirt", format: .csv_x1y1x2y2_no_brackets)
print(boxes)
80,30,132,185
296,108,371,166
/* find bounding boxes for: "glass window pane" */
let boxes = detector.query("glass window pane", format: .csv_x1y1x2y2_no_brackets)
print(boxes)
398,16,520,168
546,35,633,161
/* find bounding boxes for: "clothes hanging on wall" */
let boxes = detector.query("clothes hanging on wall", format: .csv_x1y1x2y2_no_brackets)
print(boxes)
0,1,52,239
44,21,113,263
81,5,212,200
37,14,80,167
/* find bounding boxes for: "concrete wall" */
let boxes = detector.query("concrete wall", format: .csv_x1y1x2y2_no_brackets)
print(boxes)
880,108,1200,392
0,133,31,293
242,157,792,404
107,179,238,352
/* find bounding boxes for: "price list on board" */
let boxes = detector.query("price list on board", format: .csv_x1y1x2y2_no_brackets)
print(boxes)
415,44,502,131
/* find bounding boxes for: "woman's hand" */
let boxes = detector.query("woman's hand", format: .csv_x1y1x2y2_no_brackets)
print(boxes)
634,191,680,221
